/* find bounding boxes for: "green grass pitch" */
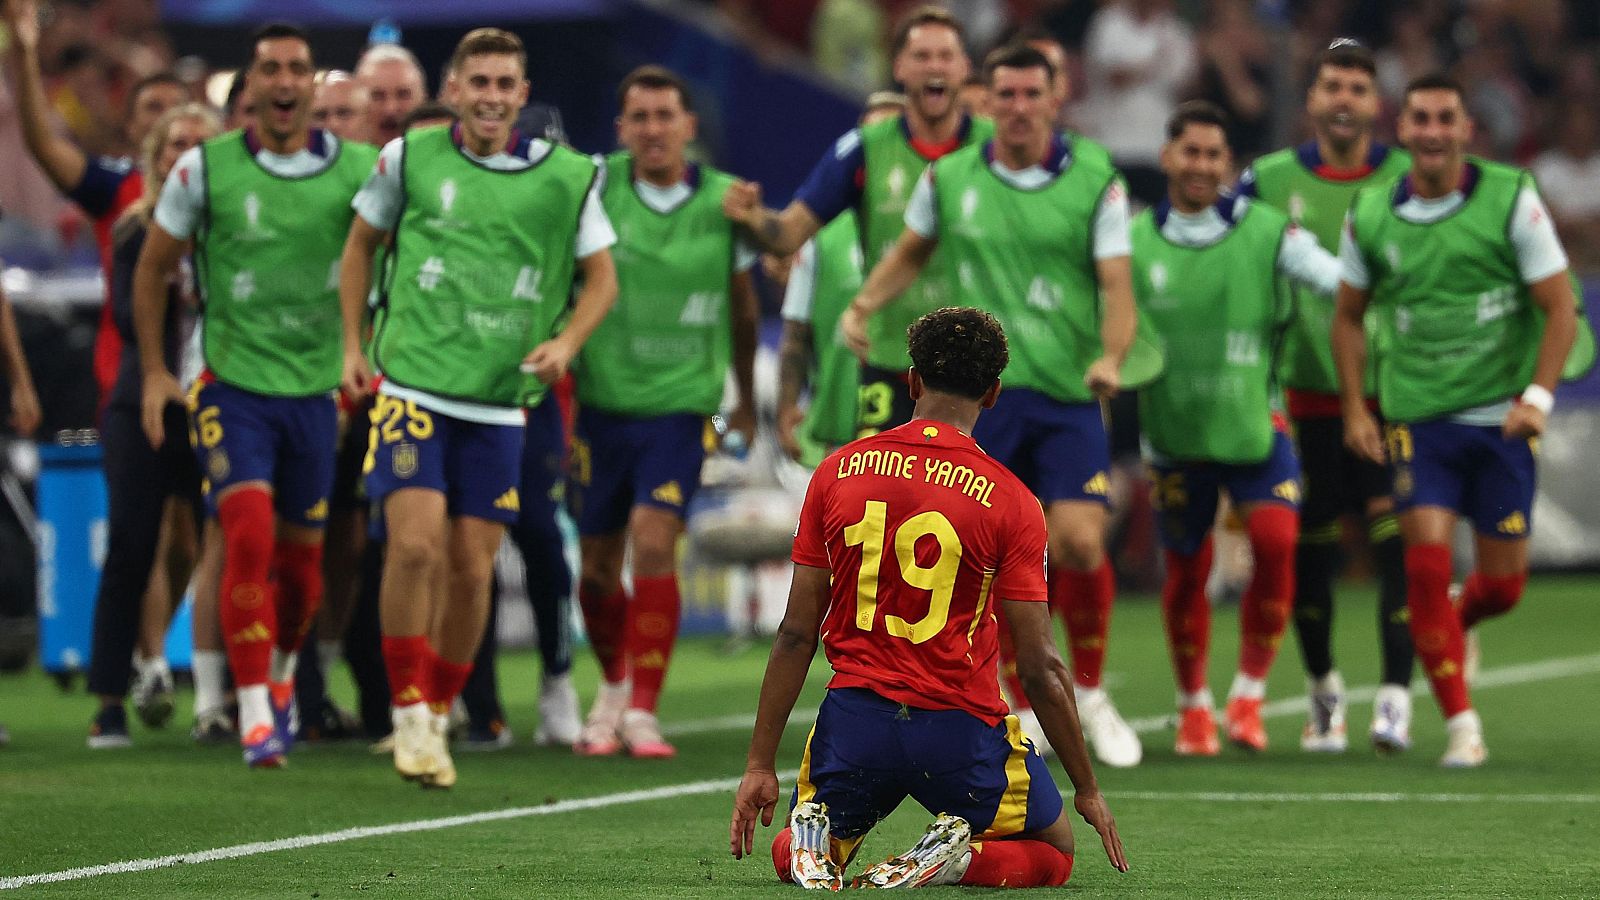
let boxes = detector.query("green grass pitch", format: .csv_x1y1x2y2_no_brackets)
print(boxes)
3,576,1598,897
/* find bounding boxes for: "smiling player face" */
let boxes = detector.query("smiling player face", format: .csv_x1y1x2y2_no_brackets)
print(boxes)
1307,64,1379,154
1398,88,1473,186
448,53,529,154
1162,122,1231,212
249,37,316,144
893,24,970,127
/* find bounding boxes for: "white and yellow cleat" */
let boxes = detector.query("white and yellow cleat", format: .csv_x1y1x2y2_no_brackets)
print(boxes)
789,801,844,891
391,703,437,783
1440,710,1488,768
420,711,457,789
855,814,972,889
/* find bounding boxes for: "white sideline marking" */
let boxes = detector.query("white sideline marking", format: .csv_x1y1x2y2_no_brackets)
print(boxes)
0,771,799,891
6,652,1599,890
1113,790,1600,804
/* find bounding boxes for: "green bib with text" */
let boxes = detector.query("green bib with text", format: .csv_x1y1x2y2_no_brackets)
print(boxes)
1132,202,1289,463
377,126,594,408
930,136,1117,403
804,215,865,447
577,153,738,417
197,131,375,396
858,115,993,370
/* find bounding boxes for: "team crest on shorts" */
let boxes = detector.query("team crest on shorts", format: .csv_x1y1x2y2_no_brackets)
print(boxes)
393,442,419,479
208,448,230,481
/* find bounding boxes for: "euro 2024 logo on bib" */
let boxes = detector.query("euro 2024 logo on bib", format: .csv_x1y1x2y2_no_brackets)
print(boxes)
238,192,276,242
880,165,908,213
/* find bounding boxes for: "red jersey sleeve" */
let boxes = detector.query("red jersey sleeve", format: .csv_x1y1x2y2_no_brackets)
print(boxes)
791,464,831,568
991,489,1048,602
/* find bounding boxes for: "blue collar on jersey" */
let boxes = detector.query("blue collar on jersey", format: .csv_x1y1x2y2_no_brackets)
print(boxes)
242,126,330,157
980,132,1072,176
1296,139,1394,172
1153,195,1239,230
898,113,976,146
1392,161,1480,207
450,122,532,160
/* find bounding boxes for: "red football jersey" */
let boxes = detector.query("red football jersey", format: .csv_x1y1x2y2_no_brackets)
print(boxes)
791,418,1048,725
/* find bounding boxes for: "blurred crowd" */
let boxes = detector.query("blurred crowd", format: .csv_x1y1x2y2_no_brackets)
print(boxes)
3,0,1600,269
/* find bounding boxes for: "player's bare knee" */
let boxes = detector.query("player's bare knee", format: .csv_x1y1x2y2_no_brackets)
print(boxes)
1051,532,1103,572
386,530,443,580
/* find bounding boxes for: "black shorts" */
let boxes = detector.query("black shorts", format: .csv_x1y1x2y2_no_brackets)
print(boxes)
1292,414,1393,529
853,365,914,439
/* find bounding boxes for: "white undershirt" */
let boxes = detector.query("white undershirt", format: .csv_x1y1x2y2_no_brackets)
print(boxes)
1159,199,1341,295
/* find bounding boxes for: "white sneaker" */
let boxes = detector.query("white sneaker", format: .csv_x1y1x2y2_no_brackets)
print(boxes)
1369,684,1412,754
1299,672,1349,753
855,814,972,889
575,680,630,756
788,801,844,891
1450,584,1481,686
391,703,437,782
619,708,676,759
1077,687,1142,767
535,673,582,747
131,662,176,729
1440,710,1487,768
1013,706,1054,758
422,712,457,789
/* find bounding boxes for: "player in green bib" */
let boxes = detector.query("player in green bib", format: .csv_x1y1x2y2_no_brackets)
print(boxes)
777,94,907,463
1237,40,1416,755
1333,74,1580,768
132,24,376,769
844,45,1143,769
565,66,759,760
338,29,619,788
1135,102,1344,757
722,6,991,436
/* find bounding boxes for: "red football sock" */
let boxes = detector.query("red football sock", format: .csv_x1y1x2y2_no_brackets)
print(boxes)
218,489,277,687
772,828,793,884
993,602,1031,710
578,581,629,684
1057,561,1115,689
272,541,324,655
1162,538,1214,695
1238,505,1298,680
960,840,1073,888
1406,543,1471,718
381,634,431,707
1459,570,1526,629
628,574,682,712
424,650,474,714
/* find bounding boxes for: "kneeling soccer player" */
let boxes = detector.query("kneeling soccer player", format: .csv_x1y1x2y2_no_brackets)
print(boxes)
731,308,1127,890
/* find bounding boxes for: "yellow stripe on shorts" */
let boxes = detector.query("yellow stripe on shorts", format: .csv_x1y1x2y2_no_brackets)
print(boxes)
981,714,1035,839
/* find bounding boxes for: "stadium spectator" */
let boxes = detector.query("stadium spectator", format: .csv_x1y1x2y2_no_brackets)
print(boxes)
810,0,888,88
354,43,425,148
1075,0,1196,205
311,69,368,144
1532,105,1600,272
1192,0,1271,160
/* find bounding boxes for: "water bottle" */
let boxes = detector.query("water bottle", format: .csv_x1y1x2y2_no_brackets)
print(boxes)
368,18,402,47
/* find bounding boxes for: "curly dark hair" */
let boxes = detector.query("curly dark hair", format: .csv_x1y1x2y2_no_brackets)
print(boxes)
907,307,1008,400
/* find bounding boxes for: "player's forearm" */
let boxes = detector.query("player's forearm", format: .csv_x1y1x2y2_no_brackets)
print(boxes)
745,205,815,257
745,625,817,770
853,235,932,318
777,322,814,412
132,254,176,377
731,281,759,410
1330,286,1370,414
0,295,35,389
7,42,87,192
1527,277,1580,392
337,236,377,355
1095,256,1137,365
556,252,618,354
1019,658,1101,797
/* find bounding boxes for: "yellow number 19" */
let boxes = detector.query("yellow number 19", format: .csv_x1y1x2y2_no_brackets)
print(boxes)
843,500,964,645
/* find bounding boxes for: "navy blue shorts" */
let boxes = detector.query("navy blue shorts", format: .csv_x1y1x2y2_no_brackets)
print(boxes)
363,393,524,534
568,407,710,535
1387,419,1536,538
1150,431,1301,556
789,688,1063,859
189,380,337,528
971,389,1111,505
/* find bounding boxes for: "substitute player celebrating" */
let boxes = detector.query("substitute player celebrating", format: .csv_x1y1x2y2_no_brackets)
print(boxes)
842,44,1141,768
732,307,1127,890
134,24,377,768
724,6,991,437
1136,102,1341,755
339,28,617,788
1238,39,1415,755
1334,75,1578,768
568,66,759,759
